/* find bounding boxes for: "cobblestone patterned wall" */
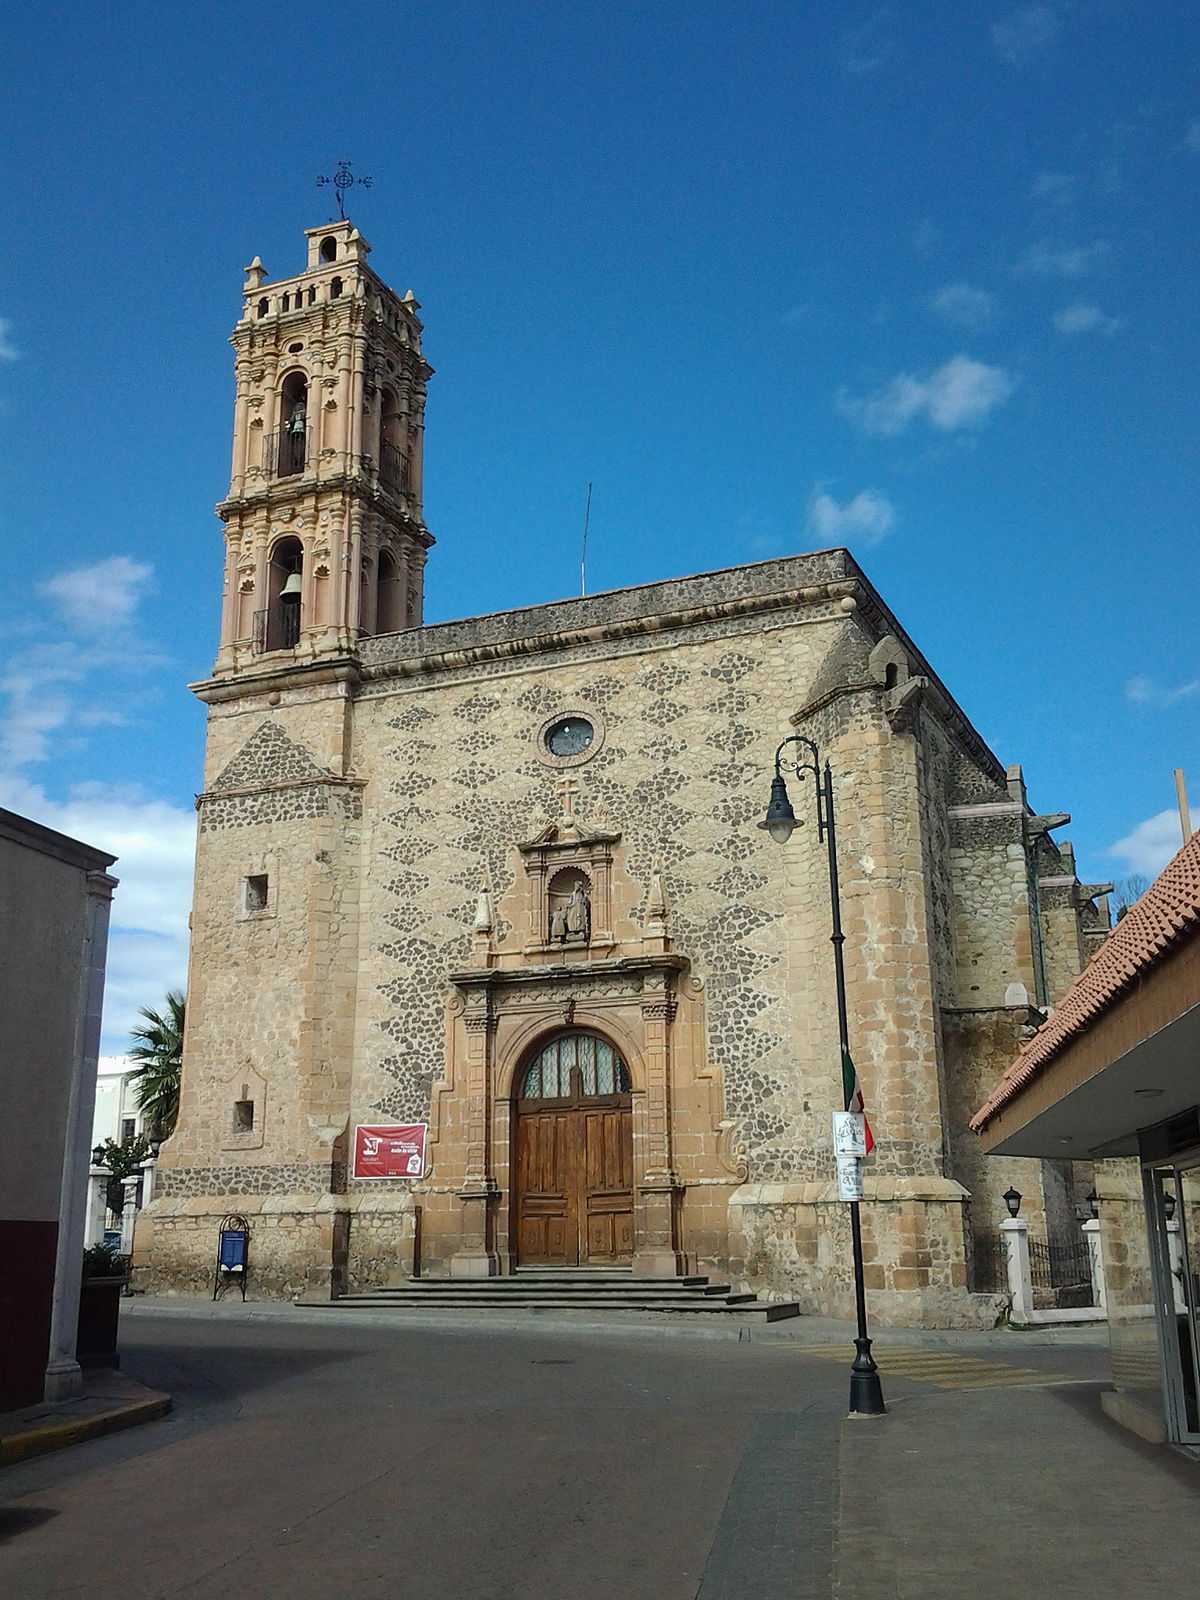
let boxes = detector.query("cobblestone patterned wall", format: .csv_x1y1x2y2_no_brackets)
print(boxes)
351,617,837,1175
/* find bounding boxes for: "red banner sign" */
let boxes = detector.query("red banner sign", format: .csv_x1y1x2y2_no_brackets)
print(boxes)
352,1123,428,1180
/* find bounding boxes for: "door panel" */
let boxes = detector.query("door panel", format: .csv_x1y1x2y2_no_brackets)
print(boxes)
516,1111,577,1265
582,1108,633,1263
515,1102,632,1266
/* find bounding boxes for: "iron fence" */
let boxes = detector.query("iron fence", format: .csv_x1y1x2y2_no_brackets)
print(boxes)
971,1231,1008,1294
1029,1235,1095,1306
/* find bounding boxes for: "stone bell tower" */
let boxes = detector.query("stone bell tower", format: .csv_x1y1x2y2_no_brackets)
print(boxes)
214,220,433,676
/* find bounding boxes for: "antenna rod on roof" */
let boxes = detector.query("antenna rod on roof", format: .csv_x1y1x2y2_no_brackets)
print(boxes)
580,482,593,597
1175,768,1192,844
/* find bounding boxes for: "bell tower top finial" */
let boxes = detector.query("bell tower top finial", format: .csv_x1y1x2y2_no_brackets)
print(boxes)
315,158,372,220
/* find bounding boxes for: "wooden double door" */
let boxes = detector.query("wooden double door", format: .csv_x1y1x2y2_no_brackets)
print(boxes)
515,1078,634,1266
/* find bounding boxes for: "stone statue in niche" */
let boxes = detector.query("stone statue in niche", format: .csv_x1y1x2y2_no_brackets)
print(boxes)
566,883,590,941
548,877,591,944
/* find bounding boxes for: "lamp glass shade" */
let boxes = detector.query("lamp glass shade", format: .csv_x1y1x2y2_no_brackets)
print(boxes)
1164,1192,1177,1222
1085,1190,1098,1220
1002,1186,1022,1219
763,774,797,844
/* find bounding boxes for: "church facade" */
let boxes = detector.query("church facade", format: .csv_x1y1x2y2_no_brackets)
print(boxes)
138,223,1109,1327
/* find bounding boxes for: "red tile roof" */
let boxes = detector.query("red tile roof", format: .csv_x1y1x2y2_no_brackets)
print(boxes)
971,827,1200,1133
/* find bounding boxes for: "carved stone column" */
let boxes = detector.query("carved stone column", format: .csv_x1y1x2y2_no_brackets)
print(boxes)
634,984,683,1276
452,1001,501,1277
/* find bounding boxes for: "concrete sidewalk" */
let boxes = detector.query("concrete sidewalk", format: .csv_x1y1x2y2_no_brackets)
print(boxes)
0,1369,171,1467
834,1381,1200,1599
129,1290,1108,1351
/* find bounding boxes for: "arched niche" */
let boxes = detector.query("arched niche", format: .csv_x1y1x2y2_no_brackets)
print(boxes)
378,385,408,495
265,535,303,651
376,547,406,635
277,370,308,478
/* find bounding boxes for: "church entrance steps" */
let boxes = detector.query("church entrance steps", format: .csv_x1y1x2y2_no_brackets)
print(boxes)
326,1272,801,1320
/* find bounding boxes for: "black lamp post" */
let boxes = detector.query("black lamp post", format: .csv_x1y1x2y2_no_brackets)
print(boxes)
1003,1187,1022,1219
1164,1191,1177,1222
1085,1190,1099,1221
762,734,885,1417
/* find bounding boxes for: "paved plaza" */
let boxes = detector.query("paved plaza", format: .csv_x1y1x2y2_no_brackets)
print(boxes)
1,1301,1197,1599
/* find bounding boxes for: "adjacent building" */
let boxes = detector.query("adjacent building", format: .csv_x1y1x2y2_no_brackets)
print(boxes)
974,827,1200,1447
0,809,117,1409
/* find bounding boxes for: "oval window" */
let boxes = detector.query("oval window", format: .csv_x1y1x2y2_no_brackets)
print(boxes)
544,717,594,758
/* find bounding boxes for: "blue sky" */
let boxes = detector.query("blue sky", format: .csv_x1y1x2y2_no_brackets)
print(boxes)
1,1,1197,1051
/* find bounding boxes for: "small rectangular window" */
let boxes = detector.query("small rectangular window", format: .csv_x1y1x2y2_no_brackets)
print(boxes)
121,1117,136,1143
233,1100,255,1133
245,874,269,912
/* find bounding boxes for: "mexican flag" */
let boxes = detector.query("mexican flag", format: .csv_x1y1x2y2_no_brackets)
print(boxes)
842,1047,875,1155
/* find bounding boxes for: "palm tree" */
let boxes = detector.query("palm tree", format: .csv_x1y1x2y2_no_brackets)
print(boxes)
128,990,185,1141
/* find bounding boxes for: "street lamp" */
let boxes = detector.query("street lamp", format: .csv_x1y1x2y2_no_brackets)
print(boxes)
1085,1190,1099,1221
761,734,885,1418
1164,1191,1177,1222
1003,1187,1022,1219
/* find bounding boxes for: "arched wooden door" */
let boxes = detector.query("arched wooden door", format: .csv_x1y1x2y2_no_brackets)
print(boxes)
514,1032,634,1266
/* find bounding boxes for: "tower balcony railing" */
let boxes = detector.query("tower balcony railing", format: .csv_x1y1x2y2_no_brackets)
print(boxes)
379,440,411,498
262,428,309,479
251,605,301,654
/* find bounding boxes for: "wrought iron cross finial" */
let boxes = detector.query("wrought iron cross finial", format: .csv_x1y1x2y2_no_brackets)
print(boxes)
315,159,373,220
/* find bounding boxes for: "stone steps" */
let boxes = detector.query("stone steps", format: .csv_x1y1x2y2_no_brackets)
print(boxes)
325,1271,801,1321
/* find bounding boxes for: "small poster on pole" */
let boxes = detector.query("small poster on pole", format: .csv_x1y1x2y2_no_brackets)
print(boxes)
353,1123,428,1180
836,1155,865,1203
832,1111,868,1158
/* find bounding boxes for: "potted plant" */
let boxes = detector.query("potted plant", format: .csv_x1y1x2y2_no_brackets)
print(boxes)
77,1244,129,1368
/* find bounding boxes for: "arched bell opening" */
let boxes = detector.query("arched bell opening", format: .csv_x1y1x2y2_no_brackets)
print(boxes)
378,385,408,497
266,536,303,651
376,548,405,636
319,234,338,264
511,1029,634,1266
275,371,308,478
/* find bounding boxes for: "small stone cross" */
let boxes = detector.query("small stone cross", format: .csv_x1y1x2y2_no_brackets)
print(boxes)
554,776,581,825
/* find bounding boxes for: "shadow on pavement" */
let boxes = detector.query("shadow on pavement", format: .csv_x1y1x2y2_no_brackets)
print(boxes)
0,1507,60,1543
1047,1382,1200,1496
118,1339,361,1406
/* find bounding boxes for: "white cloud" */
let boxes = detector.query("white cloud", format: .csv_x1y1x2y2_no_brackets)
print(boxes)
807,488,896,548
1054,302,1123,335
0,774,195,1053
1016,239,1109,277
0,318,17,363
913,220,942,258
930,283,996,328
42,556,153,634
992,4,1059,66
839,355,1018,436
837,7,894,75
0,556,191,1052
1125,676,1200,709
1031,170,1074,202
1107,809,1189,879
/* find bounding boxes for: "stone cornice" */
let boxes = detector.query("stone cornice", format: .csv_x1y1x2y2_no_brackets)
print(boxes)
195,772,365,809
191,656,362,705
361,581,854,687
216,474,435,545
449,953,691,992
